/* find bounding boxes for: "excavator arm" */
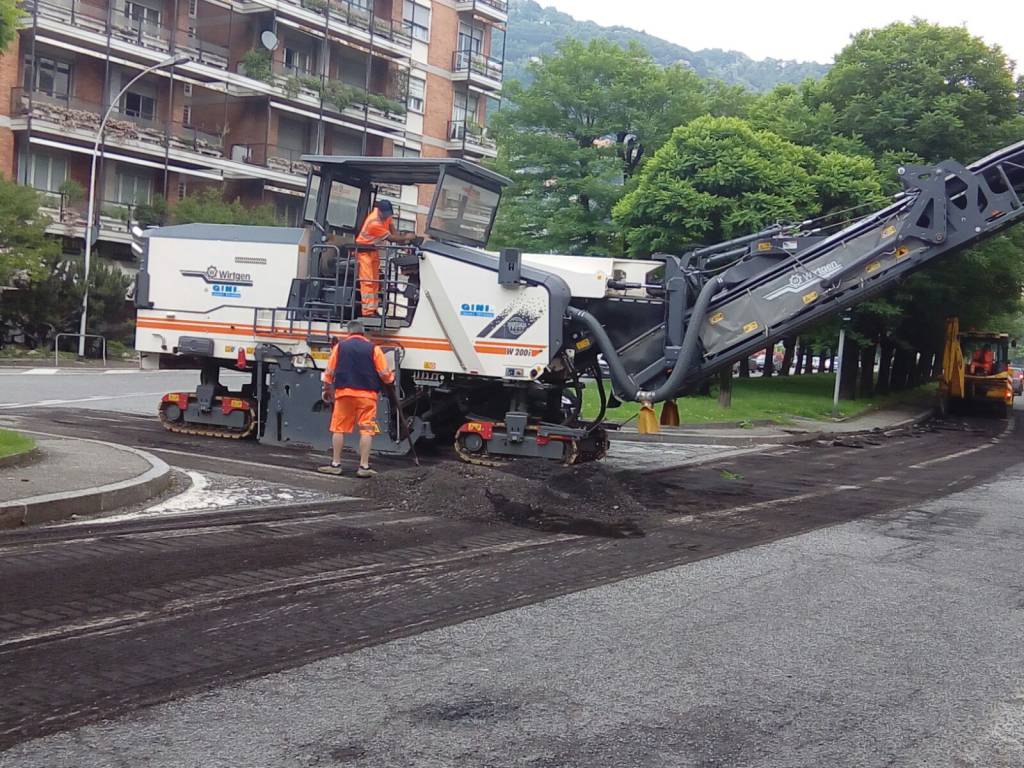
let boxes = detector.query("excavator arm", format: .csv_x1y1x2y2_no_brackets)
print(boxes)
576,138,1024,403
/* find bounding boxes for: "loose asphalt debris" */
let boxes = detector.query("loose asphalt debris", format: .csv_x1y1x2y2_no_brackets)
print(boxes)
367,459,649,536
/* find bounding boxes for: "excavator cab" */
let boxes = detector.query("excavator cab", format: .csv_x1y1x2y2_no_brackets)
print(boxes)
287,156,507,331
941,321,1014,417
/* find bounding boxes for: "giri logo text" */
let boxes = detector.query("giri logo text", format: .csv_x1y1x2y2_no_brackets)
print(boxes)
181,265,254,299
460,303,495,318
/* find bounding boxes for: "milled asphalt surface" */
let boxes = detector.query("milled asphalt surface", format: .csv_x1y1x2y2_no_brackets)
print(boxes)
5,465,1024,767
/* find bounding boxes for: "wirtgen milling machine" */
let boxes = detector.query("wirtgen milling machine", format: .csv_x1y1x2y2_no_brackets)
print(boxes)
136,142,1024,464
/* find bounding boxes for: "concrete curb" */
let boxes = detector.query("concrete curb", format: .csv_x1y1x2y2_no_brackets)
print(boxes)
609,408,936,447
0,435,171,529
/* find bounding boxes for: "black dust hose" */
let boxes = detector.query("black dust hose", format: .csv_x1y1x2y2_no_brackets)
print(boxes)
567,275,726,404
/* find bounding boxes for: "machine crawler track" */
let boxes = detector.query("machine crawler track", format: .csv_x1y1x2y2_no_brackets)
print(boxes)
454,423,610,467
158,394,258,440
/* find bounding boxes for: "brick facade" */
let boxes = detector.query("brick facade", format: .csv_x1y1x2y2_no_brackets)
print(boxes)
1,0,505,255
0,36,22,179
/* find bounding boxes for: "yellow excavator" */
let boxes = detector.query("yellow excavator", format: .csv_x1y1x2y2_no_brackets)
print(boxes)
939,317,1015,418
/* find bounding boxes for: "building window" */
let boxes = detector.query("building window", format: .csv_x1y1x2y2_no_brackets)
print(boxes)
406,76,425,114
177,181,188,201
284,47,313,76
452,90,479,126
458,22,484,54
124,1,160,26
23,56,72,99
188,0,198,17
25,152,68,193
116,168,153,205
393,144,421,158
183,82,193,97
123,92,156,121
403,1,430,42
182,104,193,127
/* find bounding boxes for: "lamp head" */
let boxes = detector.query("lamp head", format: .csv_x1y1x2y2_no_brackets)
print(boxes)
157,54,191,68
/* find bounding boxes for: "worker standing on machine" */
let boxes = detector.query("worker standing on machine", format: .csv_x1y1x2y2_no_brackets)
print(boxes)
318,320,395,477
355,199,418,316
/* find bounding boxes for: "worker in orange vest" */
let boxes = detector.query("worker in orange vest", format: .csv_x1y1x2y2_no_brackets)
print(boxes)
355,199,418,316
319,319,395,477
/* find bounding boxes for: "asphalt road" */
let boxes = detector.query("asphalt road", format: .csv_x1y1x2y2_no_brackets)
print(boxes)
9,469,1024,768
0,401,1021,764
0,367,242,415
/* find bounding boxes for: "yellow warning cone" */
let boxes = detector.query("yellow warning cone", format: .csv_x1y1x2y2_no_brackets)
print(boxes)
637,401,660,434
660,399,680,427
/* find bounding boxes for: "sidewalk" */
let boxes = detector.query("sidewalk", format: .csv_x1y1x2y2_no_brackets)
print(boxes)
611,405,933,446
0,436,170,529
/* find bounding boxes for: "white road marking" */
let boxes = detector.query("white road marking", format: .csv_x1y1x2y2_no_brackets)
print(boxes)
23,368,59,375
0,392,168,409
909,445,992,469
664,484,862,525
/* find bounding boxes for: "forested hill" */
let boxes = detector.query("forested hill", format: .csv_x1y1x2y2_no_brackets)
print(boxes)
505,0,830,91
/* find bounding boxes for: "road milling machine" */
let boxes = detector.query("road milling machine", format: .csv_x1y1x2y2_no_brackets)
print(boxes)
135,140,1024,464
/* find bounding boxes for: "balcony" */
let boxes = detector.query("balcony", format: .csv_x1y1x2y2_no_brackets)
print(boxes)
35,188,142,244
276,0,412,55
447,119,497,159
260,66,408,131
231,143,312,178
11,88,226,159
451,49,503,91
455,0,507,25
23,0,229,69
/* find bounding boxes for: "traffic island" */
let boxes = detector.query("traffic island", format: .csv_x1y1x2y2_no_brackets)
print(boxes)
0,429,39,469
0,435,170,529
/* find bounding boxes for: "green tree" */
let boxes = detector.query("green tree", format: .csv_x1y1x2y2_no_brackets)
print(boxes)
612,116,886,256
490,39,749,255
0,177,61,287
820,19,1020,162
0,0,18,53
172,188,283,226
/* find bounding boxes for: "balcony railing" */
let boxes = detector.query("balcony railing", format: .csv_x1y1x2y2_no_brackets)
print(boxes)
452,49,503,83
282,0,413,48
231,143,312,177
448,119,497,154
35,189,142,236
23,0,229,69
477,0,508,12
12,88,225,157
248,66,408,126
456,0,508,17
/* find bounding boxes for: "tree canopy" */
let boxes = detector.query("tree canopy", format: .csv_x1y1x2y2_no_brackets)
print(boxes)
490,39,749,255
0,0,18,53
0,178,61,288
820,19,1022,162
612,116,885,255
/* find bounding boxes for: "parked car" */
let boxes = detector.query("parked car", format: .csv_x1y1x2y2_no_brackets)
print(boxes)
1010,365,1024,396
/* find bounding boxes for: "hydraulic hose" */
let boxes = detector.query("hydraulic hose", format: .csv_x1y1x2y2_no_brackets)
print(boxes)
567,275,726,403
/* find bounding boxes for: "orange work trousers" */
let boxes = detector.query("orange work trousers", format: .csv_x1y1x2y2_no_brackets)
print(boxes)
357,249,380,316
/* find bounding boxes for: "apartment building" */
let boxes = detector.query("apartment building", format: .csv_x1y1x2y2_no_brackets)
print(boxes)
0,0,505,261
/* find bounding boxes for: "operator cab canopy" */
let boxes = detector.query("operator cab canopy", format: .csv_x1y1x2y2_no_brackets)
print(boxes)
300,156,511,249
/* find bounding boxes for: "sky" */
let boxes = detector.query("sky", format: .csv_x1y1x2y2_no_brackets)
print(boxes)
539,0,1024,70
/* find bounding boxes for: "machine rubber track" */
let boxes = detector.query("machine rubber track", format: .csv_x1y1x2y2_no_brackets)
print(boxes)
158,395,258,440
454,424,610,467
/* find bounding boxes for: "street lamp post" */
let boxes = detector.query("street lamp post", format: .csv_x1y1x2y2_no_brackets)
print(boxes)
78,54,190,358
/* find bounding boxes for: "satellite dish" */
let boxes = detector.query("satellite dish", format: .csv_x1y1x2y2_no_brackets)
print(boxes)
260,30,279,51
